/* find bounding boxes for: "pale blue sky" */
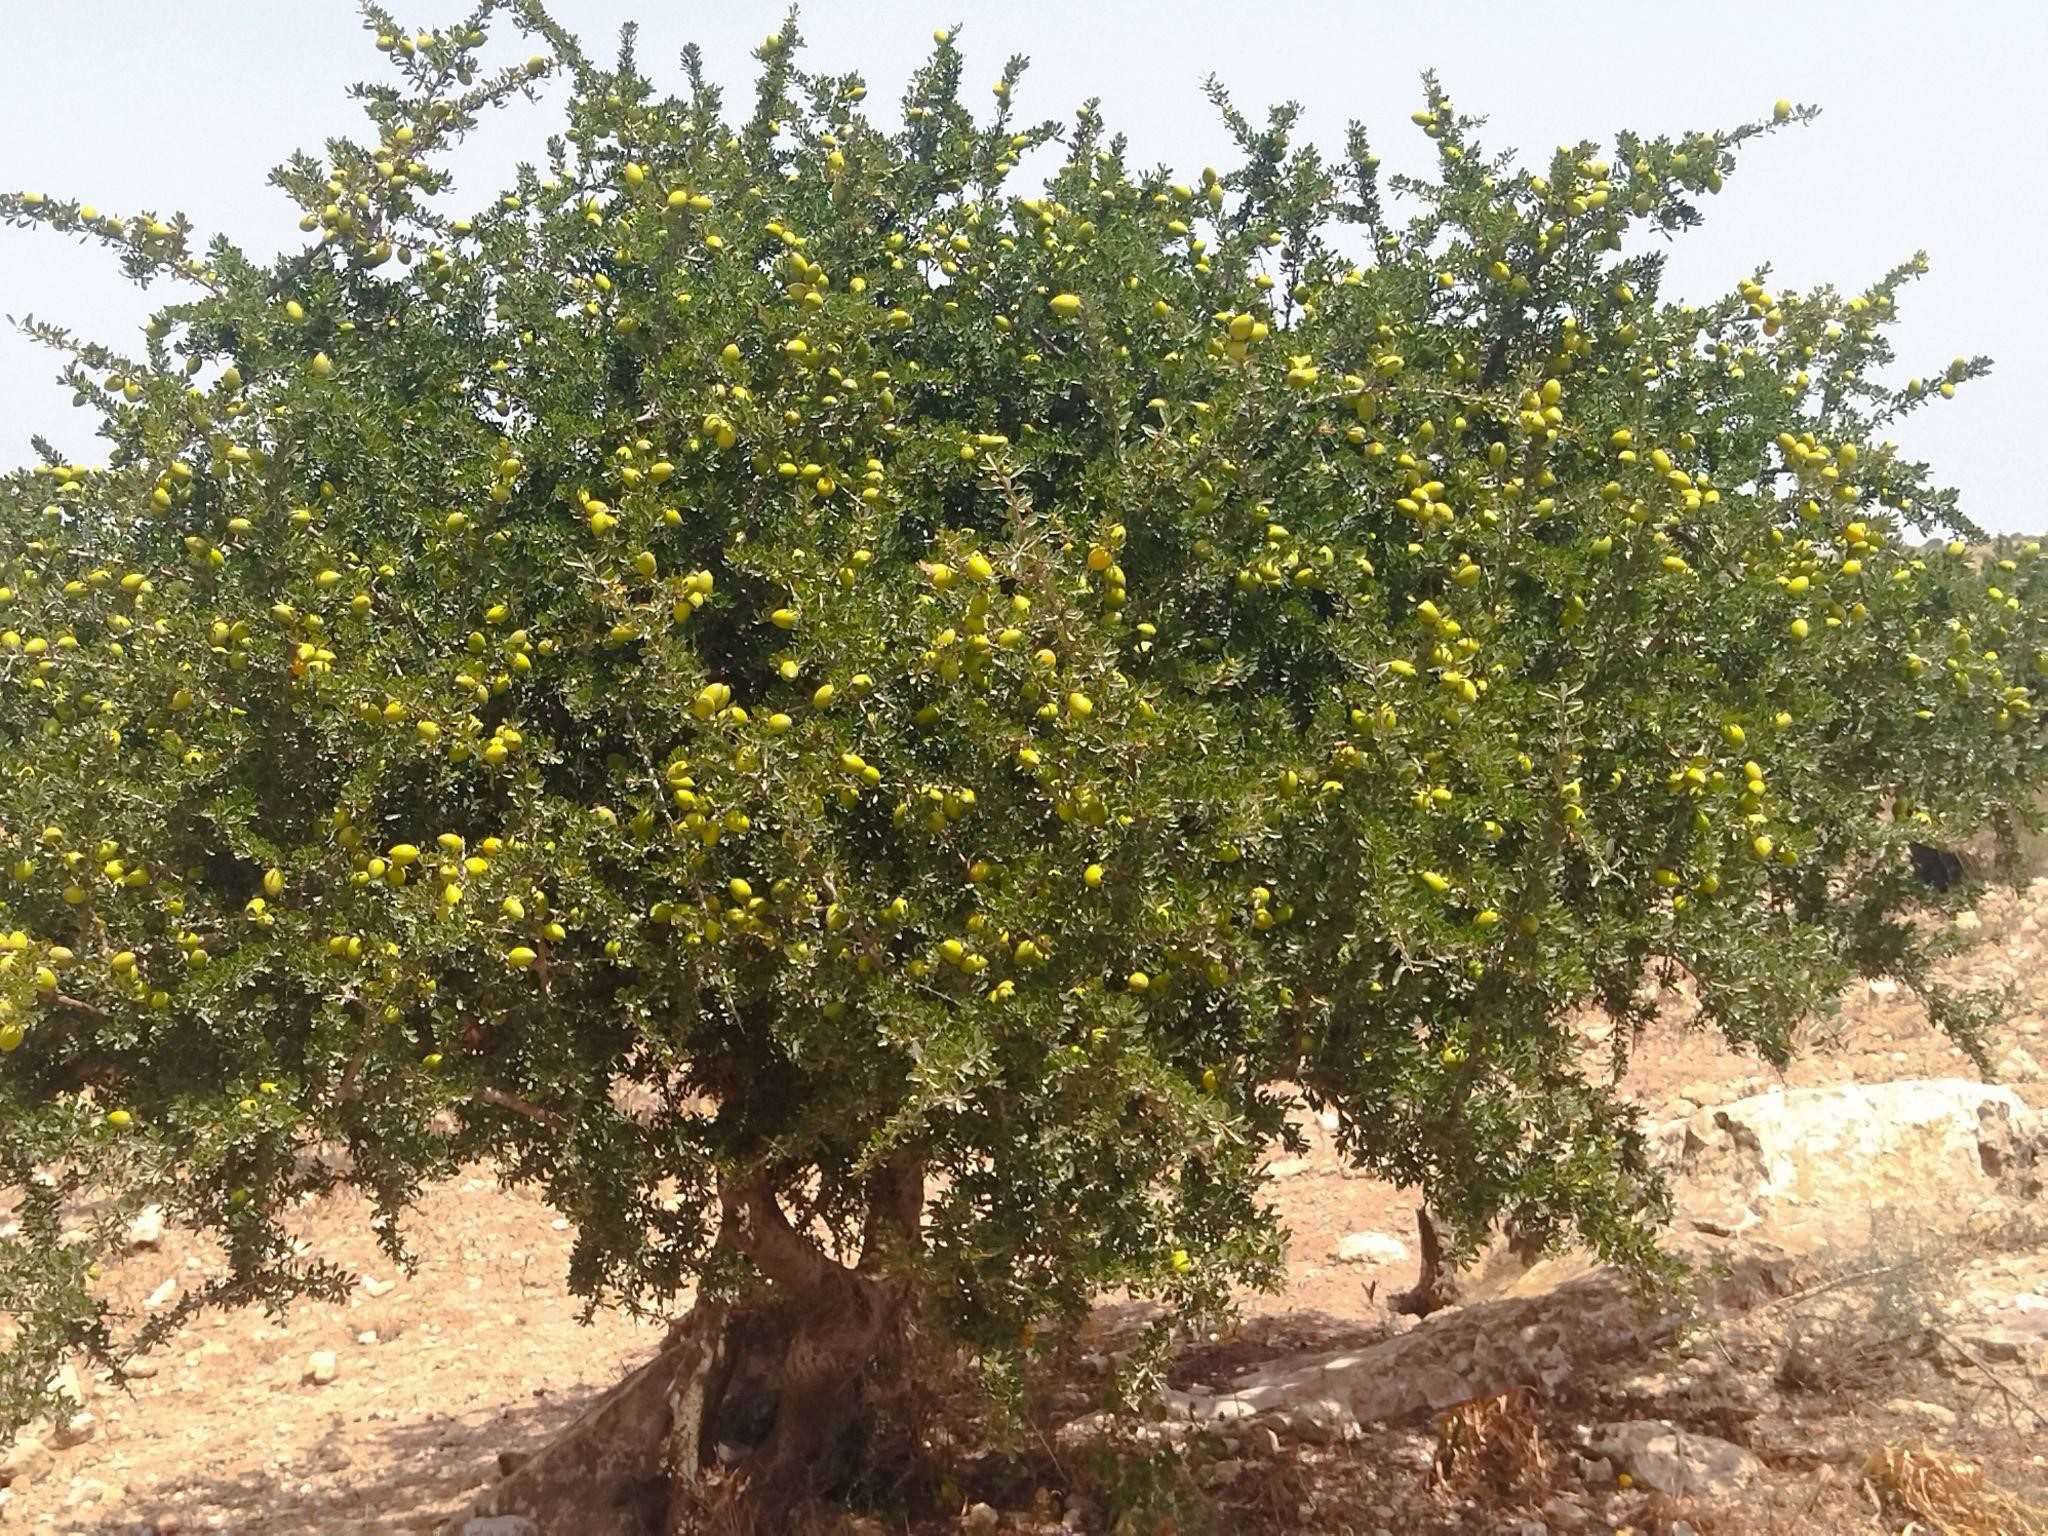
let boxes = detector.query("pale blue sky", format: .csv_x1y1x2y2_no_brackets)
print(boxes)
4,2,2043,530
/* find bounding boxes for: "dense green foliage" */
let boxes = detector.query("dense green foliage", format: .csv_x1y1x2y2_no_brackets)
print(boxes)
2,0,2040,1437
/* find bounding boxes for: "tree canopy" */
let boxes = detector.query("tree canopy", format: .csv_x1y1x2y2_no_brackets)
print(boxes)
2,0,2040,1456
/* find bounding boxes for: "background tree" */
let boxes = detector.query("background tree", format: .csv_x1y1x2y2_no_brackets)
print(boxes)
1,2,2039,1524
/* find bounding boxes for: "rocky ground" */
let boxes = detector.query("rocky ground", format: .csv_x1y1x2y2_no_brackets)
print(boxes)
5,887,2048,1535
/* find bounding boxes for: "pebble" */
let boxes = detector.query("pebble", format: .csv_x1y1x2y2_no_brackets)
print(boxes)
128,1206,165,1249
1334,1231,1411,1265
1997,1046,2042,1082
304,1351,338,1386
1887,1397,1959,1430
0,1436,52,1485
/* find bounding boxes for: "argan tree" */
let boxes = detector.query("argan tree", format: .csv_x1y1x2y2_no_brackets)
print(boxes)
1,3,2039,1526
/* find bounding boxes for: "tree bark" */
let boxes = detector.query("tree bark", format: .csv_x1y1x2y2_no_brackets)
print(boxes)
469,1166,925,1535
468,1302,732,1536
1390,1205,1461,1318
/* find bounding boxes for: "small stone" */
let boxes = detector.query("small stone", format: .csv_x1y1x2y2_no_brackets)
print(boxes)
550,1217,569,1231
1264,1157,1312,1179
1286,1398,1356,1445
1956,910,1982,931
121,1358,159,1380
1996,1046,2042,1083
1543,1493,1591,1527
461,1519,540,1536
1205,1395,1258,1424
1200,1458,1244,1489
49,1410,96,1449
1334,1231,1410,1266
0,1436,52,1485
359,1275,395,1298
128,1205,165,1249
1867,978,1900,998
304,1350,338,1386
1886,1398,1958,1430
961,1502,1000,1534
145,1277,179,1310
356,1330,379,1346
1587,1421,1761,1499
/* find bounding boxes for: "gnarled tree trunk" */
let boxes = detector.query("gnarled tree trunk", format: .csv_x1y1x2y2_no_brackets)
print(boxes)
467,1159,924,1536
1389,1205,1461,1318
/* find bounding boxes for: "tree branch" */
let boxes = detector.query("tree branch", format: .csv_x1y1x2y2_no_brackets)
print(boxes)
858,1153,925,1273
476,1085,567,1129
717,1176,834,1292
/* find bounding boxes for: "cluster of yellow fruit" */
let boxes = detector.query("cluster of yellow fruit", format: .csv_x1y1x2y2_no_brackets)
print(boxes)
8,3,2047,1392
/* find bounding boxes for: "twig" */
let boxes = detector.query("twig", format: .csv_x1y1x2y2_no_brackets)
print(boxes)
1932,1323,2048,1431
1712,1259,1923,1333
476,1085,568,1129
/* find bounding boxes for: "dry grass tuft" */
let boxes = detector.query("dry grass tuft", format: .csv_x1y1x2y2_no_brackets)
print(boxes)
1860,1444,2048,1536
1433,1387,1556,1507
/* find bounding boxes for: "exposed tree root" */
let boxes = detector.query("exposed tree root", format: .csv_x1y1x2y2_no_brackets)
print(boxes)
467,1164,923,1535
1390,1206,1462,1318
